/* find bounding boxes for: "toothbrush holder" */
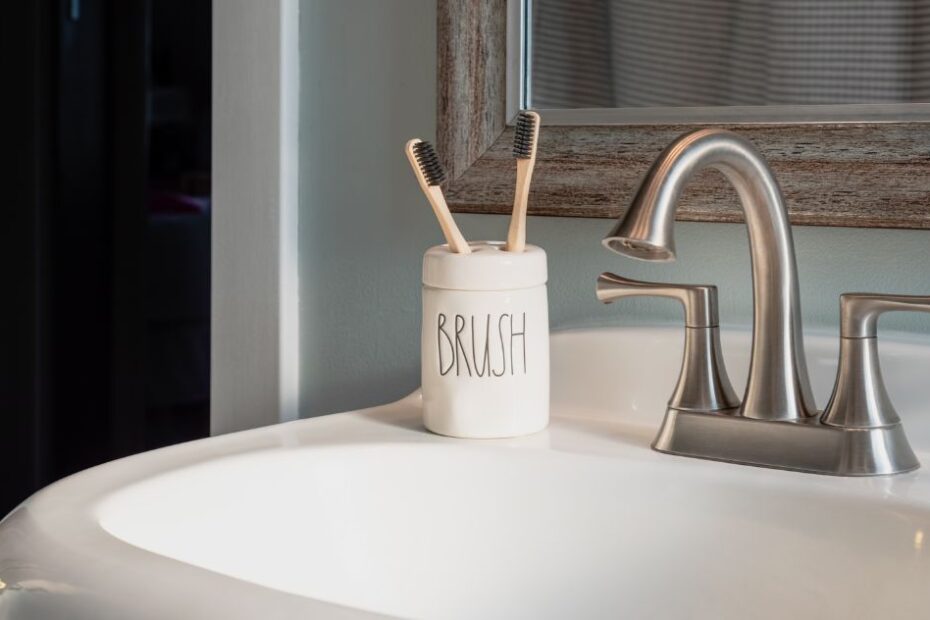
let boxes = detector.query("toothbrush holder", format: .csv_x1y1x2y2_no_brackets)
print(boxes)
421,241,550,438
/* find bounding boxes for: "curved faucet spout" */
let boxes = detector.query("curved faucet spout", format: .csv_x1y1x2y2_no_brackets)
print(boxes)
604,128,816,421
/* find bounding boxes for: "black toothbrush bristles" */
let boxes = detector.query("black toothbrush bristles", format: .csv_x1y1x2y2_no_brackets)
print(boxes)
512,111,537,159
412,141,447,186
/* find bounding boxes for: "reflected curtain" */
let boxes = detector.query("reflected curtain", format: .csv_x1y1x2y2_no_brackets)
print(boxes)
532,0,930,108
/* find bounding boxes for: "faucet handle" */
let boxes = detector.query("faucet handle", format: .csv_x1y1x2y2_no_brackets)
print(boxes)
840,293,930,338
596,273,719,327
823,293,930,430
596,273,739,412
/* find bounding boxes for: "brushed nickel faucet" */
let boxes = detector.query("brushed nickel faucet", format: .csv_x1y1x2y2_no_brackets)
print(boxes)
599,128,924,476
605,128,816,422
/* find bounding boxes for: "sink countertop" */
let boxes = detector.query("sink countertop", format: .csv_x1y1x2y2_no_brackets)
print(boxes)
2,327,930,619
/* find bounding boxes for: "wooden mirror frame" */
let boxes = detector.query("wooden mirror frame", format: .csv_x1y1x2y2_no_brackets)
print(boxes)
437,1,930,229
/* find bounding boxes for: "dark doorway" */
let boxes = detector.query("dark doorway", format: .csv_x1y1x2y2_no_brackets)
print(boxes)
2,0,212,516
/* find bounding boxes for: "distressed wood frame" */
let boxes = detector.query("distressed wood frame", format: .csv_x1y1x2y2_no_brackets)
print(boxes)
437,1,930,229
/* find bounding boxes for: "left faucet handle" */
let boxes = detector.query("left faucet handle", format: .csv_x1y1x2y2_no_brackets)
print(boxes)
597,271,720,327
596,272,719,328
596,273,739,413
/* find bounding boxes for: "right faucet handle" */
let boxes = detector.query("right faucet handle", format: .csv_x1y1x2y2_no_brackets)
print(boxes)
840,293,930,338
822,293,930,430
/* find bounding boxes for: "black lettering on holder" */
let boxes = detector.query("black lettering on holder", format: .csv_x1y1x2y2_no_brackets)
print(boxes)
471,315,492,377
494,314,508,377
434,311,529,378
511,312,527,374
437,313,454,376
454,314,472,377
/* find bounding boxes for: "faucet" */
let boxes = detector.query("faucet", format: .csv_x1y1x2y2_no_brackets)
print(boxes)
604,128,816,422
599,128,925,476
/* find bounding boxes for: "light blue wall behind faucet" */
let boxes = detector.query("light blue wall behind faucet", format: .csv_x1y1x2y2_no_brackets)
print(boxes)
299,0,930,418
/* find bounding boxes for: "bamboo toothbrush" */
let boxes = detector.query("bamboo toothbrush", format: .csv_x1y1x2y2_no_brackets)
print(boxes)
405,139,471,255
505,110,540,253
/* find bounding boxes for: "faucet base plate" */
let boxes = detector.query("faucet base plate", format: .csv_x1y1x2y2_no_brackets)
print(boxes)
653,408,919,476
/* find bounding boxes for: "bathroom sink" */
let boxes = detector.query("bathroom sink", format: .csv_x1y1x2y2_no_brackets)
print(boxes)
3,327,930,619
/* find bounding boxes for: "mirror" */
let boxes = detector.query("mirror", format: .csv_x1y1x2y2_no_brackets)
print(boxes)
528,0,930,120
437,0,930,229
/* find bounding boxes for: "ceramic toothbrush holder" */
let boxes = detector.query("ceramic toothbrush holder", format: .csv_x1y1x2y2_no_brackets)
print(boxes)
421,241,550,438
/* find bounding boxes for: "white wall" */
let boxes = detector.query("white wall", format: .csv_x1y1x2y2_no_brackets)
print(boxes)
299,0,930,418
213,0,299,433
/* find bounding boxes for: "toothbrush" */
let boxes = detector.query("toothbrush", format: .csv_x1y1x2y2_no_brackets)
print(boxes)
405,139,471,255
505,110,540,253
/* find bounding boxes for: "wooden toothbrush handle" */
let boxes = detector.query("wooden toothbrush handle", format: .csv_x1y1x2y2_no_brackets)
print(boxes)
507,159,534,252
427,186,471,254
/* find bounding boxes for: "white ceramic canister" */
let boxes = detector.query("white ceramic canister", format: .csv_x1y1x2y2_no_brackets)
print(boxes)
421,241,549,438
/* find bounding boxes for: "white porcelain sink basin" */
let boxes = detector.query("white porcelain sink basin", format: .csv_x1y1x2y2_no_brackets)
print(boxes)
3,327,930,619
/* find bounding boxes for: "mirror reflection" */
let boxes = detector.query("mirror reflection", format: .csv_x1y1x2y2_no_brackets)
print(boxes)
531,0,930,109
